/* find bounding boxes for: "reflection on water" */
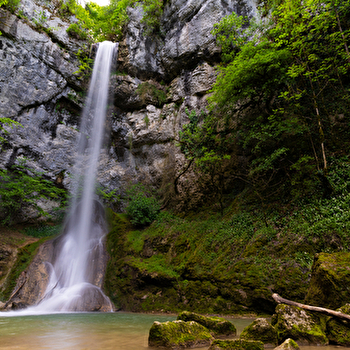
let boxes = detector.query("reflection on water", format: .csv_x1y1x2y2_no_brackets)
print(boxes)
0,312,348,350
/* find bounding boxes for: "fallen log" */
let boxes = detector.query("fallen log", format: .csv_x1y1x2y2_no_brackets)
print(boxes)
272,293,350,322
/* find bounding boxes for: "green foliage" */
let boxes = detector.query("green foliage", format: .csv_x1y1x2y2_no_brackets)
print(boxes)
74,48,93,79
193,0,350,203
66,22,88,40
22,224,62,238
126,183,160,226
0,160,67,225
178,108,232,213
3,0,20,13
141,0,163,36
0,117,21,143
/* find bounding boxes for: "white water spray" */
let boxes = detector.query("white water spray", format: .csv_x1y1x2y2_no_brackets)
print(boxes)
21,41,117,313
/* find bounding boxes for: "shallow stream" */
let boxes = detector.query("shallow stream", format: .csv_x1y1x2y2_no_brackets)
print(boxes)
0,312,348,350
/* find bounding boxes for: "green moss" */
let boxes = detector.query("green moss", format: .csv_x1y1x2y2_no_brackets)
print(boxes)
177,311,236,337
208,339,264,350
273,305,328,345
306,253,350,309
240,318,278,345
326,304,350,346
0,238,49,301
148,320,213,348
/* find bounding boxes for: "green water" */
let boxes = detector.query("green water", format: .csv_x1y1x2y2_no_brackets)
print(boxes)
0,312,254,350
0,312,348,350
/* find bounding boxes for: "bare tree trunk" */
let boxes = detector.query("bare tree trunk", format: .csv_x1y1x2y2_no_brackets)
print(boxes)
272,293,350,322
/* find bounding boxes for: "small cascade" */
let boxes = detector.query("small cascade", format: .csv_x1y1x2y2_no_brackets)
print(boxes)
29,41,117,313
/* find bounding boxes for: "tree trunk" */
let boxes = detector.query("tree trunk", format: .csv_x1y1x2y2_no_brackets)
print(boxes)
272,293,350,322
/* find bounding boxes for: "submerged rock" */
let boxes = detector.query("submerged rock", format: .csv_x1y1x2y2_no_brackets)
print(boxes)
177,311,236,337
274,338,299,350
272,304,328,346
305,253,350,310
148,320,213,349
326,303,350,346
240,317,278,346
208,339,264,350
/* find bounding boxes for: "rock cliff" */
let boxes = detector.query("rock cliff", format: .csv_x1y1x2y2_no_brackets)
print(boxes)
0,0,257,221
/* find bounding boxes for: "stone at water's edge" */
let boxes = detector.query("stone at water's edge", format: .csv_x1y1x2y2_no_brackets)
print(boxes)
208,339,264,350
240,317,278,346
274,338,300,350
305,252,350,310
271,304,328,346
148,320,213,349
177,311,236,337
326,303,350,346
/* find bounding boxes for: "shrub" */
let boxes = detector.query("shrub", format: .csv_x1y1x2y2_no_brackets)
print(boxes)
126,184,160,226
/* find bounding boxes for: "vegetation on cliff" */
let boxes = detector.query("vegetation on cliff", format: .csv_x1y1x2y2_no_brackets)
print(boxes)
179,0,350,208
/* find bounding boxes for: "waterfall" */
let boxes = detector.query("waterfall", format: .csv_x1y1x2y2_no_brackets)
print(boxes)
30,41,117,312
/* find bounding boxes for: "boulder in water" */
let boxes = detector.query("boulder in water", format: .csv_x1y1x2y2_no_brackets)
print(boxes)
240,317,278,346
148,320,213,349
274,338,300,350
177,311,236,338
271,304,328,345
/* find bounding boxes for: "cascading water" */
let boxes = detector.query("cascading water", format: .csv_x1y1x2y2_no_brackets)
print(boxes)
26,41,117,313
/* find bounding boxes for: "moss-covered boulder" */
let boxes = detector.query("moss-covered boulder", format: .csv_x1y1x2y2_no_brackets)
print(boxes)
326,303,350,346
272,304,328,345
305,253,350,309
274,338,299,350
148,320,213,349
208,339,264,350
177,311,236,337
240,317,278,346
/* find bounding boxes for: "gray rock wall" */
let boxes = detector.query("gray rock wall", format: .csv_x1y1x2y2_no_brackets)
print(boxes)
0,0,257,222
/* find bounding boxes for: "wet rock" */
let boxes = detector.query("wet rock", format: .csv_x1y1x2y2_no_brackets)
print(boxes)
240,317,278,346
177,311,236,337
271,304,328,346
274,338,300,350
305,252,350,310
148,320,213,349
208,339,264,350
326,303,350,346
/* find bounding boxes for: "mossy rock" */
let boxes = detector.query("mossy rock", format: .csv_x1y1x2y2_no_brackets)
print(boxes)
274,338,300,350
148,320,213,349
305,253,350,309
177,311,236,337
326,303,350,346
208,339,264,350
240,317,278,346
272,304,328,345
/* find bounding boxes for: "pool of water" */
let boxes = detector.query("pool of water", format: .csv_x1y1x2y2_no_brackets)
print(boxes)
0,312,348,350
0,312,253,350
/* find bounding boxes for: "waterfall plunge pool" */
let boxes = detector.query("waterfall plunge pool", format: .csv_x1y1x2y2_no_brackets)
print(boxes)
0,312,349,350
0,312,253,349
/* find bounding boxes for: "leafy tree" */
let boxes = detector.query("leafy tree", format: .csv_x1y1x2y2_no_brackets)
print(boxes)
126,183,160,226
179,0,350,206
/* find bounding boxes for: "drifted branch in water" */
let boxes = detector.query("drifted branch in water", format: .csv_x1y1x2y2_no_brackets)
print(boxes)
272,293,350,322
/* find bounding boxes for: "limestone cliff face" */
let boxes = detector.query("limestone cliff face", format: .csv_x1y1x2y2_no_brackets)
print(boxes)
0,0,257,222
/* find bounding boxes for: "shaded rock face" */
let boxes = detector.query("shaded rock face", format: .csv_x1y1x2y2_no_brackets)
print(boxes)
326,304,350,346
0,0,258,222
305,253,350,310
271,304,328,346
